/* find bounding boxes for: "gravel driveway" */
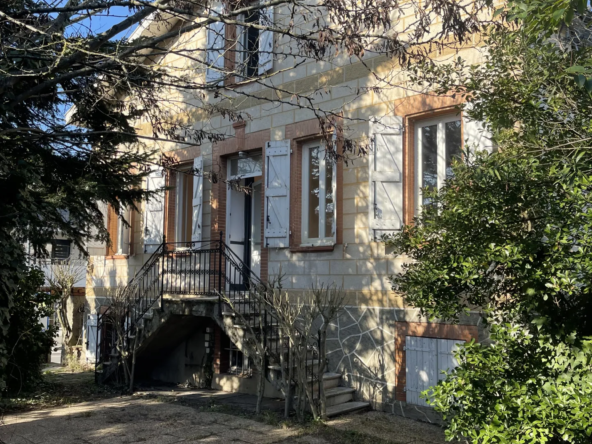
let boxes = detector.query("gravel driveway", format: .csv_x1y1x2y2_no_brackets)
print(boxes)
0,395,447,444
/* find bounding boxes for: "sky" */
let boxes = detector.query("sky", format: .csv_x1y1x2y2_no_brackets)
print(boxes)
57,1,139,39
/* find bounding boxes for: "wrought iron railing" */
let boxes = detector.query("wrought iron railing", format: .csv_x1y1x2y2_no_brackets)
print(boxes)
95,233,322,404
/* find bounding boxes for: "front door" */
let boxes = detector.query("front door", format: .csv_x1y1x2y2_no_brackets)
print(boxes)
226,154,263,289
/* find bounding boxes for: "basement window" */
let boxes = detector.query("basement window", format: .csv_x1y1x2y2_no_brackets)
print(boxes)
227,343,251,376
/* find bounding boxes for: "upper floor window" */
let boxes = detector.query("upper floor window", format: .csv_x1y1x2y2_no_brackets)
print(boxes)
302,141,336,245
206,3,274,83
236,9,260,78
415,115,462,208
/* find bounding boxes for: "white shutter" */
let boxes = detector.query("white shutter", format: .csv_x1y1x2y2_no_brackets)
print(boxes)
406,336,465,407
463,104,493,153
86,314,98,364
258,6,273,75
206,7,226,83
144,167,165,253
437,339,463,381
369,116,404,241
192,156,204,244
86,201,108,256
405,336,438,407
264,140,290,248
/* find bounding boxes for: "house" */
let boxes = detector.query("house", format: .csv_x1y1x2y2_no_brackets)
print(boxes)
27,238,89,365
86,2,492,420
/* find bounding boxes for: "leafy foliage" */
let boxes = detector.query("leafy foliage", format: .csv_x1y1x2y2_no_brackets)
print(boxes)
2,268,57,394
431,324,592,444
390,9,592,444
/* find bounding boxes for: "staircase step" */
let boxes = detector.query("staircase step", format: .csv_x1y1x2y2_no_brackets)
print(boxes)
268,359,320,371
325,387,355,406
306,372,341,389
326,401,370,418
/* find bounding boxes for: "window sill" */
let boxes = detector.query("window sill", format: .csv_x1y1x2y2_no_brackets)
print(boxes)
105,254,128,260
290,244,335,253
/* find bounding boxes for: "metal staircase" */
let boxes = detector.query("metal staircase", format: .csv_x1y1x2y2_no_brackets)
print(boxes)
94,233,369,417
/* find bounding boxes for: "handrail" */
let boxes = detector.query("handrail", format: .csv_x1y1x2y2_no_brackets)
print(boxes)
95,235,320,404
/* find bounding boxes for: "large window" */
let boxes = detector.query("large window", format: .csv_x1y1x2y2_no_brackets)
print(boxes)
302,141,336,245
415,115,462,208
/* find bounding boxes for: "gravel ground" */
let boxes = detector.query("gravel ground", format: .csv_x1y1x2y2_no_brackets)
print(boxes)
0,371,448,444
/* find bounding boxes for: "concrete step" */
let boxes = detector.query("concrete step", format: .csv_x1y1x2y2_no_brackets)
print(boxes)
307,372,341,391
325,387,355,407
268,359,319,371
326,401,370,418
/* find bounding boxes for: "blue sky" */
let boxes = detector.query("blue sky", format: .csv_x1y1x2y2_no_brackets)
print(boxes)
59,2,139,39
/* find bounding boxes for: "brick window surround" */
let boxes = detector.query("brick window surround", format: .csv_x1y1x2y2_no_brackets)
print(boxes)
394,321,478,402
212,122,270,280
286,118,343,252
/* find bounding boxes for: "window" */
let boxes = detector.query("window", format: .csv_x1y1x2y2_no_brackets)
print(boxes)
227,343,251,375
302,141,336,245
415,115,462,208
107,204,131,256
116,208,130,255
175,169,194,246
236,10,260,78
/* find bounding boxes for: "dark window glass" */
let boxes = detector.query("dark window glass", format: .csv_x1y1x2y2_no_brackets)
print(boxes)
445,120,462,179
244,11,260,77
421,124,438,205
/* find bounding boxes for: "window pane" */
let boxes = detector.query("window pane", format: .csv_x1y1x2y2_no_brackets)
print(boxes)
445,120,462,179
421,124,438,204
230,155,262,177
324,157,335,238
308,147,320,239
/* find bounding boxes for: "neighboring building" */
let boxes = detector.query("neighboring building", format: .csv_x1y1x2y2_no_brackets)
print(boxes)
87,4,492,420
28,238,89,365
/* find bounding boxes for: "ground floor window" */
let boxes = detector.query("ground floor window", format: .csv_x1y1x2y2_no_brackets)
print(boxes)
415,115,462,208
302,140,336,245
227,342,251,376
175,168,194,246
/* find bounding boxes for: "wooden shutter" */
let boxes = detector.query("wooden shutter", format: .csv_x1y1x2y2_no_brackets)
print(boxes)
437,339,464,381
106,205,118,256
406,336,465,407
405,336,438,407
86,314,98,364
258,6,273,75
369,116,404,241
144,168,165,253
86,202,108,256
264,140,290,248
206,7,226,83
192,156,204,244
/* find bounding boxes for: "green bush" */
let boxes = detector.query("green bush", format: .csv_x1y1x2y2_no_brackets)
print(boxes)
2,268,58,395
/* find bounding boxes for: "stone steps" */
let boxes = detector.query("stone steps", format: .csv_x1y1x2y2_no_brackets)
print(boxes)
326,401,370,418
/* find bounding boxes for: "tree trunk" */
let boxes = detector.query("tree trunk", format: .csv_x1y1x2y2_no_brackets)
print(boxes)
129,330,138,393
256,358,265,414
